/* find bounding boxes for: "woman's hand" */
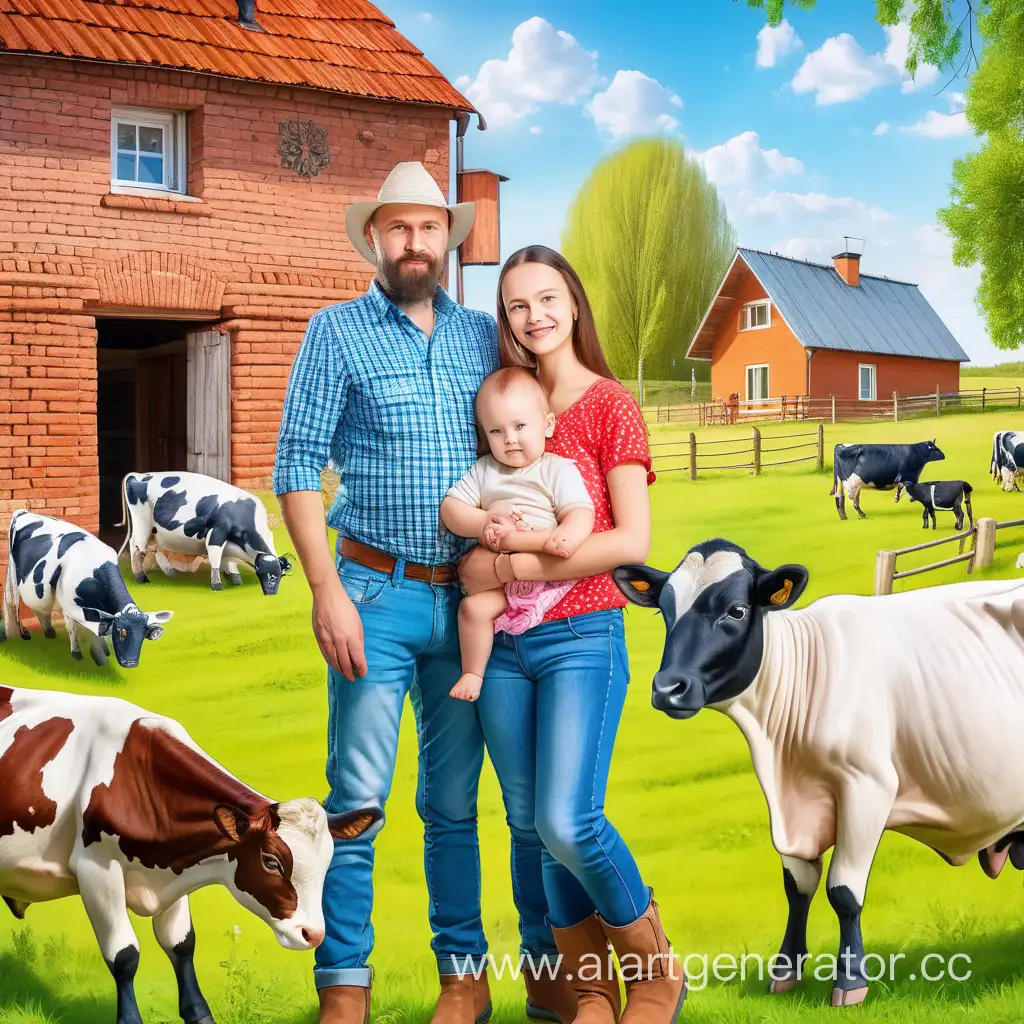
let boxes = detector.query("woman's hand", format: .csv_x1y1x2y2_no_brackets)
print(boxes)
458,544,502,595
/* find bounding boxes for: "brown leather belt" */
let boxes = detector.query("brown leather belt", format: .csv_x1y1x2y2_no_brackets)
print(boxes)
339,538,460,585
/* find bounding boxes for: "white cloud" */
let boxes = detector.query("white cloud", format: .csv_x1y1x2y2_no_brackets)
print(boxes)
587,70,682,139
738,190,892,224
756,19,803,68
417,11,436,23
900,109,971,138
899,91,971,138
457,17,598,128
529,126,543,134
791,25,939,105
696,131,804,187
874,121,890,135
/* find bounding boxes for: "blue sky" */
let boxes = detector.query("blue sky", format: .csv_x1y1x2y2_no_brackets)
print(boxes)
384,0,1002,366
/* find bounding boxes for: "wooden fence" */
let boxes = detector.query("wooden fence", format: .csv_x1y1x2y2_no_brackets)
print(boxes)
651,425,825,478
875,516,1024,595
689,386,1023,428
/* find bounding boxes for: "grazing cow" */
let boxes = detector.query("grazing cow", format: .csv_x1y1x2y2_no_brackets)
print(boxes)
0,685,379,1024
830,440,944,520
118,472,292,593
2,511,172,668
895,480,974,531
990,430,1024,492
613,540,1024,1008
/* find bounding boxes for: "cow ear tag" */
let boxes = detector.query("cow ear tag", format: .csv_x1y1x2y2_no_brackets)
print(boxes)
770,579,793,606
631,580,651,593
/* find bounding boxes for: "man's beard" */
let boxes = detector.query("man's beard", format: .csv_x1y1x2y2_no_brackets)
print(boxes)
376,251,444,304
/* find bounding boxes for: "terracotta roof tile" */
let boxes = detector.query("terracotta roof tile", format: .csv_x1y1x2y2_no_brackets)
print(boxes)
0,0,473,111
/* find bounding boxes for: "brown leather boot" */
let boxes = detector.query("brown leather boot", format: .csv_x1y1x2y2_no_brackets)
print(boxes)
525,968,579,1022
430,971,493,1023
599,896,686,1023
317,984,370,1024
551,912,621,1023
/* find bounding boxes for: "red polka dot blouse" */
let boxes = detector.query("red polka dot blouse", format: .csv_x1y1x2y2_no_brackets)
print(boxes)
541,376,656,623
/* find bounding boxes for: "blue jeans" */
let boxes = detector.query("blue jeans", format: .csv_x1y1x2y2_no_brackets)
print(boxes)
477,609,650,929
315,553,554,989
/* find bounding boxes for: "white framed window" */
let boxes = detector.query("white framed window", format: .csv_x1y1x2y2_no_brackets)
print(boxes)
746,363,770,402
110,108,187,194
859,363,877,401
739,300,771,331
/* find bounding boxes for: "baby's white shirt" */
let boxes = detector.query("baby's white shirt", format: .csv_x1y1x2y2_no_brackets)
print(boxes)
446,452,594,530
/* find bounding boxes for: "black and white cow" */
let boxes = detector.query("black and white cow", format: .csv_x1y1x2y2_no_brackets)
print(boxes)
118,472,291,594
830,440,944,520
614,540,1024,1008
2,511,172,668
895,480,974,531
990,430,1024,492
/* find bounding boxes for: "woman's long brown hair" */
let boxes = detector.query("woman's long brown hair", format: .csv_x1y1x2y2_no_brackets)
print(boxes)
496,245,616,380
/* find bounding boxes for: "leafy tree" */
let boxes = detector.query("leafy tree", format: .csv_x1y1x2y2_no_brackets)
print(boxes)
561,138,735,404
744,0,1024,350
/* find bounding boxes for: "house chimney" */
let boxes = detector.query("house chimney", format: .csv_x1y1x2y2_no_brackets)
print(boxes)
833,235,865,287
237,0,264,32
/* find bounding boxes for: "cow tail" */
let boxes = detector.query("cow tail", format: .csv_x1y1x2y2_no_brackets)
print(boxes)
115,474,132,558
830,450,840,496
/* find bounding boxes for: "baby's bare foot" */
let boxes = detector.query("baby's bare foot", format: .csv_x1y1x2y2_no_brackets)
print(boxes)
450,673,483,701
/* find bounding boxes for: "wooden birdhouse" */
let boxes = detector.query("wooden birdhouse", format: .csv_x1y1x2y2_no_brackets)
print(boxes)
457,168,509,266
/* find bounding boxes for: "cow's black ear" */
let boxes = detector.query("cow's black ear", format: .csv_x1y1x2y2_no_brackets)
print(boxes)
326,806,382,841
612,565,669,608
756,565,808,611
214,804,250,842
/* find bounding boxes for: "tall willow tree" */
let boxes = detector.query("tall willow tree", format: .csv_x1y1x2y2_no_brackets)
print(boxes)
561,138,735,403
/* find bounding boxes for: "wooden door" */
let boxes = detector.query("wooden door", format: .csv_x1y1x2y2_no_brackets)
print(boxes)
136,350,186,471
187,329,231,482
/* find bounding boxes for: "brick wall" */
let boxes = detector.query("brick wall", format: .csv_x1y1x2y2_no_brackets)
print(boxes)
811,349,960,401
0,54,454,559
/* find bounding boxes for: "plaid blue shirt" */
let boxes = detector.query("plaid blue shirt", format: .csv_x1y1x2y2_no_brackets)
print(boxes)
273,280,498,565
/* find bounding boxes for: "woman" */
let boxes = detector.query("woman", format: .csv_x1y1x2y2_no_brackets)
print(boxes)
459,246,685,1024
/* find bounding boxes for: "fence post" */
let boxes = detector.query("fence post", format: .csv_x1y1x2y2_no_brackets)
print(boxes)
875,550,896,596
752,427,761,476
1018,386,1021,409
689,432,697,481
975,517,997,570
936,385,941,418
893,391,899,423
831,394,836,424
982,387,986,411
816,423,824,471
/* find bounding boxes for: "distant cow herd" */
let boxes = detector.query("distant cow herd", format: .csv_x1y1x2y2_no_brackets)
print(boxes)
829,427,1023,529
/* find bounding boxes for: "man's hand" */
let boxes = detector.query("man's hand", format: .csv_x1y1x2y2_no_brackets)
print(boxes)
312,577,368,682
458,544,502,596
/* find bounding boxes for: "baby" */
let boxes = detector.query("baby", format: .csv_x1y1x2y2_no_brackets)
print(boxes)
440,367,595,701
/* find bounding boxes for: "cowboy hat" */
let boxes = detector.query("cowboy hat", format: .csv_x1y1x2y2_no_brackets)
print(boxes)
345,161,476,267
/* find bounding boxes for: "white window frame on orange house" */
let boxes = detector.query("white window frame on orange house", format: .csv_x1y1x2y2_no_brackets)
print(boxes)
746,363,770,403
739,299,771,331
858,363,877,401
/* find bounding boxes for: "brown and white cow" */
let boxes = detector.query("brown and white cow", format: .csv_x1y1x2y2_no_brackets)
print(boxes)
614,540,1024,1008
0,685,379,1024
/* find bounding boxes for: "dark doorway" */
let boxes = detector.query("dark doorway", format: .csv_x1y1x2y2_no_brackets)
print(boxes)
96,318,211,542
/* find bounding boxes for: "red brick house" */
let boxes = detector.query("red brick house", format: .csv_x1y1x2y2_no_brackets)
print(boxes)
688,246,968,409
0,0,476,552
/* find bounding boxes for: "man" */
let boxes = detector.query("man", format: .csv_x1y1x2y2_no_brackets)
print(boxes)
273,162,576,1024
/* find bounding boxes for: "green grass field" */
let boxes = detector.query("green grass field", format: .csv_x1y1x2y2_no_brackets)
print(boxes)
4,411,1024,1023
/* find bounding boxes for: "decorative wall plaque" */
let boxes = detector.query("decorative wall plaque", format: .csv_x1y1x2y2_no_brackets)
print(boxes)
278,120,331,177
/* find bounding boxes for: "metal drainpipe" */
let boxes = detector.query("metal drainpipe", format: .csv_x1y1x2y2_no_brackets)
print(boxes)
806,348,815,397
454,113,470,304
